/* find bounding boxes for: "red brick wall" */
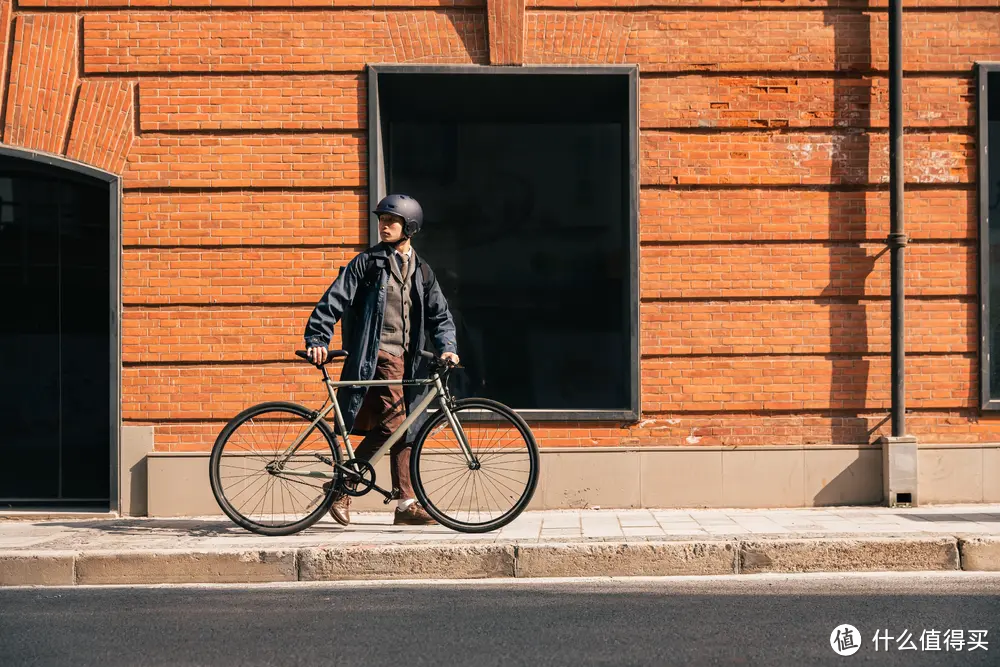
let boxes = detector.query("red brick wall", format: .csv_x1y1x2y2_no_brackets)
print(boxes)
0,0,990,450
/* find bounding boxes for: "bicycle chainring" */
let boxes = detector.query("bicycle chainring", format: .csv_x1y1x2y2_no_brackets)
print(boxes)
338,459,376,497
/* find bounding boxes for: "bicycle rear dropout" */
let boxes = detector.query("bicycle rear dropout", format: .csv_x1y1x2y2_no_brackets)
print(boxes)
209,349,539,536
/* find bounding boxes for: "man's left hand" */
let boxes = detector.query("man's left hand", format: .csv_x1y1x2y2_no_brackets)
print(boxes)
441,352,460,366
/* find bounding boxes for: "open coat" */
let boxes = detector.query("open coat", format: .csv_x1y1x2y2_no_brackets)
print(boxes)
303,243,459,441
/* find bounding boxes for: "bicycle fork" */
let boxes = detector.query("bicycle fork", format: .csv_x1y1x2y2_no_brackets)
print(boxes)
434,376,478,468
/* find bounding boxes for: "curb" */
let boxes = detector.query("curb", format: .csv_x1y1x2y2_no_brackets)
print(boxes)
0,536,993,587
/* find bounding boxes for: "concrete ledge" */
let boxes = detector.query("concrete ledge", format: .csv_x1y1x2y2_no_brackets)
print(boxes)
75,550,298,585
0,536,983,587
0,552,75,586
739,537,960,574
516,541,737,578
959,537,1000,572
299,544,516,581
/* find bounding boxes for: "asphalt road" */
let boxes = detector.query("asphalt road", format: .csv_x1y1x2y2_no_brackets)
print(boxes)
1,573,998,666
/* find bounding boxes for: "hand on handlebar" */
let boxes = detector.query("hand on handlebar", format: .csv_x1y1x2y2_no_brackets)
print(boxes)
418,349,461,368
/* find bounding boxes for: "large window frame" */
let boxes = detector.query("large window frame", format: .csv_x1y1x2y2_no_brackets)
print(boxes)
979,64,1000,410
0,145,120,511
367,64,640,422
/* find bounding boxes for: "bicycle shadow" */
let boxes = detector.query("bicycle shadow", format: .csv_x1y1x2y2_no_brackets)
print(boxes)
34,518,246,538
33,516,455,538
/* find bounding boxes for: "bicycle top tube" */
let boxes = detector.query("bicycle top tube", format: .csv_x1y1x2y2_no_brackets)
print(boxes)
324,377,437,388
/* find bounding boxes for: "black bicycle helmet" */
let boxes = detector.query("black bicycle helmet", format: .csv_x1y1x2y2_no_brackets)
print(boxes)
373,194,423,238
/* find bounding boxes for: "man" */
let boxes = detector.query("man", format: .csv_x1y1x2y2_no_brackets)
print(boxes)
304,194,459,526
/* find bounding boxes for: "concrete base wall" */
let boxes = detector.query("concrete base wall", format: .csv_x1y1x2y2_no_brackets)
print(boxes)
919,444,1000,504
3,440,994,517
145,444,923,516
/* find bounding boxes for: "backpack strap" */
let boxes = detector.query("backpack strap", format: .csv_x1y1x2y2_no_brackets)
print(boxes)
420,261,431,291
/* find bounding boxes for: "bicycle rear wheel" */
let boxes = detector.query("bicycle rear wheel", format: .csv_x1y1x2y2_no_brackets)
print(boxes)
411,398,539,533
209,401,342,536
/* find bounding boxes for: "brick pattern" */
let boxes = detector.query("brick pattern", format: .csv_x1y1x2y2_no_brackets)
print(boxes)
640,76,974,129
122,191,367,247
83,11,488,74
121,307,341,363
122,365,325,420
641,300,974,356
525,11,1000,72
0,0,991,450
524,11,632,63
121,245,975,305
25,0,483,5
147,411,991,452
16,0,998,6
641,131,974,186
488,0,525,64
639,190,975,243
640,245,973,299
122,134,366,189
138,76,364,132
121,299,974,364
121,248,359,304
641,355,974,412
121,353,973,420
66,80,135,174
4,15,78,154
0,2,11,129
529,0,1000,6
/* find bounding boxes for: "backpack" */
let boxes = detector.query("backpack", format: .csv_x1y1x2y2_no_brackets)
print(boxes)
338,251,432,348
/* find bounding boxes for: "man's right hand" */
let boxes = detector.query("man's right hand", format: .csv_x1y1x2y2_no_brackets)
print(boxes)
307,347,328,365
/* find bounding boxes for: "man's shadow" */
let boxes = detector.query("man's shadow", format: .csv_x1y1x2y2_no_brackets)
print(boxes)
817,9,887,503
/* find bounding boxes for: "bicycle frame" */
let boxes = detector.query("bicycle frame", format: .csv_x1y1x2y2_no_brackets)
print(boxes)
274,366,475,484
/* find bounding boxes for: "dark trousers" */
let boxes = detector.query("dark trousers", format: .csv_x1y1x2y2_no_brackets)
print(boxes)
352,349,413,499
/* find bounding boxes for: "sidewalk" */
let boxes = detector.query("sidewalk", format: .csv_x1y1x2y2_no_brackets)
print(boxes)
2,505,999,586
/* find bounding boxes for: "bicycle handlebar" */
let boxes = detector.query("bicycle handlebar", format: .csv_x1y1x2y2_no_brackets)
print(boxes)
419,350,461,370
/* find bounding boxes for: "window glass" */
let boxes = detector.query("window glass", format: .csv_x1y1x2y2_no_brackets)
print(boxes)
0,160,110,508
989,72,1000,400
378,73,634,412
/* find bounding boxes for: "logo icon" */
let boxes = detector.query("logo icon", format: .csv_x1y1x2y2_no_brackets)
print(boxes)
831,624,861,656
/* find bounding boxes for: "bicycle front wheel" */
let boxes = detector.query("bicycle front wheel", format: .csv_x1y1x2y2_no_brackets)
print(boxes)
209,401,342,536
411,398,539,533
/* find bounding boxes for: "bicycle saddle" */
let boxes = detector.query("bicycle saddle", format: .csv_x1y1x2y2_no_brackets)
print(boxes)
294,349,348,366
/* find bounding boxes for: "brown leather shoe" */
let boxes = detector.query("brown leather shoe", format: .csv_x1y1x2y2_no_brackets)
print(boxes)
322,482,350,526
393,502,437,526
329,493,351,526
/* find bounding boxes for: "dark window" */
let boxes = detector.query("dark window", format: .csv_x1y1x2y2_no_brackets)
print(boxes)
0,155,112,509
370,68,639,419
981,67,1000,408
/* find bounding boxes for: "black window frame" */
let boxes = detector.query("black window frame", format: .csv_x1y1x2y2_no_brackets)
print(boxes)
0,145,121,511
366,64,640,422
979,63,1000,410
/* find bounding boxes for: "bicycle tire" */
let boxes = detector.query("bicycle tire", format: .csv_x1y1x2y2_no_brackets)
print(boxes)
209,401,342,536
411,398,539,533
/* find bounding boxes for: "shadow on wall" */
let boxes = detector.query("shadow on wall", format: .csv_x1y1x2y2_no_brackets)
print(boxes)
827,9,874,447
812,449,883,506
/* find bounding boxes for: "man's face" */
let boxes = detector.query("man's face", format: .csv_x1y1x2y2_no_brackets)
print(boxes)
379,213,405,243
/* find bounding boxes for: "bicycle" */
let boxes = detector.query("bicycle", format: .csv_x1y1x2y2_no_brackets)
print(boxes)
209,349,540,536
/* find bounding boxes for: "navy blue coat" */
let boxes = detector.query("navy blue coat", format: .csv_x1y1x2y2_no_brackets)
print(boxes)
303,243,458,440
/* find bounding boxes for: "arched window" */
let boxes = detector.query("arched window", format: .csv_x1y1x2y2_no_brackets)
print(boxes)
0,147,118,510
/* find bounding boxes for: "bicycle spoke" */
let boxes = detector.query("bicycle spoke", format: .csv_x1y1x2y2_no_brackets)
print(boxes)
413,401,537,530
211,405,340,532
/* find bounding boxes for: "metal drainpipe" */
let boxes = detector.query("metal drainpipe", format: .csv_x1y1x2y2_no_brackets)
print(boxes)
888,0,907,437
